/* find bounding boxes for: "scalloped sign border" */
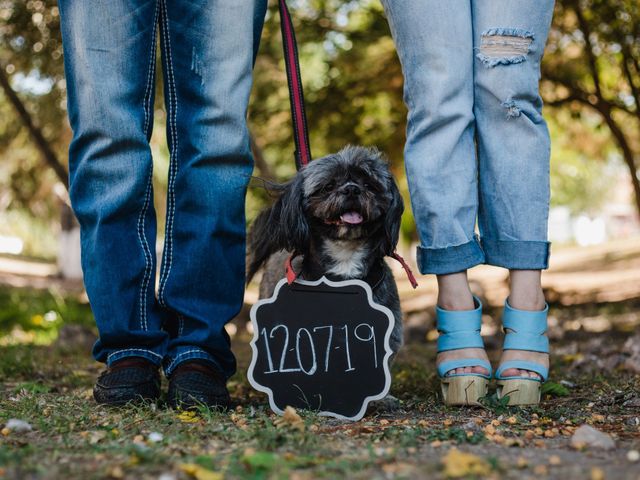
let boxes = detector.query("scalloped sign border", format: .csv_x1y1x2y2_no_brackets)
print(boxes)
247,276,395,421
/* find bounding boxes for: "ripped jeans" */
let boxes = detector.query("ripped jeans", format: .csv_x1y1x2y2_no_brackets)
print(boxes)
58,0,268,378
381,0,555,274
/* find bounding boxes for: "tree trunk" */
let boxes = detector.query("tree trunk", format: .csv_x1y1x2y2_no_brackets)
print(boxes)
0,67,69,189
600,112,640,217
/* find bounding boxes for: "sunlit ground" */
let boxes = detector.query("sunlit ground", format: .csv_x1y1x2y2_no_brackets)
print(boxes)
0,238,639,479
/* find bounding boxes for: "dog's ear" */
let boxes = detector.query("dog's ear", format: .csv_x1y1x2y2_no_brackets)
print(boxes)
376,174,404,257
276,173,310,253
246,174,309,283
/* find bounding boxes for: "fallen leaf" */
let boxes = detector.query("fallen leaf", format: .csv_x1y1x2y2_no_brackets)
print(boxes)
274,406,304,432
89,430,107,445
533,465,548,475
242,451,279,471
541,382,570,397
442,448,491,478
590,467,605,480
177,411,200,424
108,466,124,479
180,463,223,480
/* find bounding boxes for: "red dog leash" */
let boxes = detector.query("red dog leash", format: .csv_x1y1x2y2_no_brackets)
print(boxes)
278,0,312,169
278,0,417,288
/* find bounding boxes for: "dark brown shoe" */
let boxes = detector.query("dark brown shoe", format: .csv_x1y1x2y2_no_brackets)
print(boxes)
93,357,161,406
167,360,230,410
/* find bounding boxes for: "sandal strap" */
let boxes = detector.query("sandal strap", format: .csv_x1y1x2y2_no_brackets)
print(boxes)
502,300,549,353
496,360,548,382
437,359,492,379
436,296,484,352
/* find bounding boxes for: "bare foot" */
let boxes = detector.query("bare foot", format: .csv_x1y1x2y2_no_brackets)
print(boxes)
436,271,490,377
437,348,491,377
498,349,548,379
500,275,548,379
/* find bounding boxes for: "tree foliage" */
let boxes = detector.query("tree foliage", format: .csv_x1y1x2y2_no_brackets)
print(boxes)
1,0,639,256
542,0,640,214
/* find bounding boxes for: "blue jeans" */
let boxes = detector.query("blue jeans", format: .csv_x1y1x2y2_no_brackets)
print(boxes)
381,0,554,275
58,0,268,378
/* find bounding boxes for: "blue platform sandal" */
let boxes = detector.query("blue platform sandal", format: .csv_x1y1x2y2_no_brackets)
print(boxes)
436,297,492,406
495,300,549,406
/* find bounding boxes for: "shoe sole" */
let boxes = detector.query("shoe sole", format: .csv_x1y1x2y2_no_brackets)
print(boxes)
441,376,489,406
496,379,541,405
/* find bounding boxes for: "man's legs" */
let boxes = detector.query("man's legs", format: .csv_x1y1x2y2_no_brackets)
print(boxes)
157,0,268,380
59,0,167,368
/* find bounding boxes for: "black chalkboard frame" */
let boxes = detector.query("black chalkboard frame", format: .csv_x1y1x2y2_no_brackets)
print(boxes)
247,276,395,421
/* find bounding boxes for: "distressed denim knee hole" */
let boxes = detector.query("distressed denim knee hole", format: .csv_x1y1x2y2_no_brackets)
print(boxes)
477,28,534,68
502,99,521,118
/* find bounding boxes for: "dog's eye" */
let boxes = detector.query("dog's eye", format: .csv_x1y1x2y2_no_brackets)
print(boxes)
321,181,336,192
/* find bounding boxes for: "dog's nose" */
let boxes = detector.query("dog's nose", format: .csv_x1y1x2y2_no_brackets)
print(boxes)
342,183,361,196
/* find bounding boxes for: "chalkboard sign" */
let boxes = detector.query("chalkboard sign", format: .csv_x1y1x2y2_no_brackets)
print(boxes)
247,276,394,421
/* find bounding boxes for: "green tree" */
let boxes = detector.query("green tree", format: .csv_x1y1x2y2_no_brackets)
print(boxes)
542,0,640,215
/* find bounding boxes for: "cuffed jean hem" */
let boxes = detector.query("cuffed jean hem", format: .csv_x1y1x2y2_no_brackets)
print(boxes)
482,239,551,270
416,235,485,275
163,347,226,378
106,348,164,367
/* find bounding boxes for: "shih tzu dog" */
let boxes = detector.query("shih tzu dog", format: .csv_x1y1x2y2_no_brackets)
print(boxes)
247,145,406,355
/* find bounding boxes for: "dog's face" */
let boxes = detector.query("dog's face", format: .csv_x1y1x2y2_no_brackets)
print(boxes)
302,146,400,243
265,146,404,259
246,146,404,283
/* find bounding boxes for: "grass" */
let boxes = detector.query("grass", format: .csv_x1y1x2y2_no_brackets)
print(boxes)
0,286,639,479
1,334,639,480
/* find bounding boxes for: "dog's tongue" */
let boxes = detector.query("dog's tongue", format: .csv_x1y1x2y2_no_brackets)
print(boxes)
340,211,363,225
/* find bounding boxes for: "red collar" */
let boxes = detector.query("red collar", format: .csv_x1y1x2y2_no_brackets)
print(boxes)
285,251,418,289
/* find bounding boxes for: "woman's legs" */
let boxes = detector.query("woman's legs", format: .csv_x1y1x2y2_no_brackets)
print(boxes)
436,272,490,376
503,270,548,378
380,0,489,376
472,0,555,378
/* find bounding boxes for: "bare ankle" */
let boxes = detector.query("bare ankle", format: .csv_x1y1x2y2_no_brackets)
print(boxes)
436,271,475,310
508,270,546,311
507,290,546,311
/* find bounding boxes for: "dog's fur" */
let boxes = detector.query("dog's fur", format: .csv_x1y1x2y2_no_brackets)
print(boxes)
247,146,404,355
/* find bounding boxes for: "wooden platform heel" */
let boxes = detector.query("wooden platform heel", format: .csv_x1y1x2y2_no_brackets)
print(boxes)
495,300,549,406
436,297,492,406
